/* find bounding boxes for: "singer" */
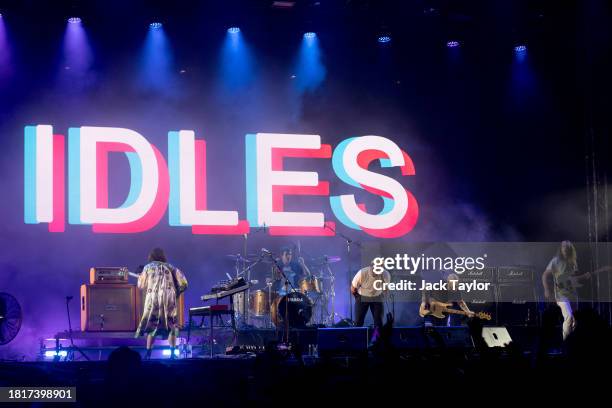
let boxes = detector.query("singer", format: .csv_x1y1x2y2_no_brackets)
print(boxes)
135,247,188,359
351,260,391,330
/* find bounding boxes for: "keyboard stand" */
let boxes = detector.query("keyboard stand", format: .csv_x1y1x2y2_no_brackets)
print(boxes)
187,299,237,357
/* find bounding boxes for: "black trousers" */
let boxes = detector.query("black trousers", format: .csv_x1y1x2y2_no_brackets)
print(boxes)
354,296,384,328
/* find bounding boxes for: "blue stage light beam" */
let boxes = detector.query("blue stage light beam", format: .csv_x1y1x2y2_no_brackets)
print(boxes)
139,23,175,93
509,43,536,105
219,28,254,91
294,32,326,93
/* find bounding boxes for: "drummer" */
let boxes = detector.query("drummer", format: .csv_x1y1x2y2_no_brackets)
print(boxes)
273,246,311,294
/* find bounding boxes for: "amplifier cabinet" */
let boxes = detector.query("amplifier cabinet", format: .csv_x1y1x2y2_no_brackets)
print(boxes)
89,267,129,284
497,266,534,283
80,284,138,331
462,267,497,282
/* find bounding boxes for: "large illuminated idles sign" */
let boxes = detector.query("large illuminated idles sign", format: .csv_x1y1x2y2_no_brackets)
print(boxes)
24,126,419,238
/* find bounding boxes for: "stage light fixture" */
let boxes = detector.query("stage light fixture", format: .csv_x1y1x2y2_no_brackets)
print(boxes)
162,349,180,357
446,40,460,48
150,22,163,29
68,17,81,24
514,44,527,53
304,32,316,39
228,27,240,34
378,35,391,43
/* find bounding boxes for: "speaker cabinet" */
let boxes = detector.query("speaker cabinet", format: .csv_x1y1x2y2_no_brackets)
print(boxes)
80,284,138,331
317,327,368,356
496,284,538,326
481,326,512,347
391,327,474,350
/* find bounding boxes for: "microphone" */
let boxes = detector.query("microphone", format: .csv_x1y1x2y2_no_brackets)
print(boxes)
225,272,233,280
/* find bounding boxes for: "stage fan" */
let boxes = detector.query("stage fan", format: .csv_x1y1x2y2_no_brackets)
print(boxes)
0,293,22,345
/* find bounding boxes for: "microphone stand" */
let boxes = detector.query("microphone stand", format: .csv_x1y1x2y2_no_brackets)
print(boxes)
265,251,298,345
65,296,89,361
324,223,361,324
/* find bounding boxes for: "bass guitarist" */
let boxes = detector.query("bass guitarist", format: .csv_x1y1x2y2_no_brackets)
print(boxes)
420,272,474,326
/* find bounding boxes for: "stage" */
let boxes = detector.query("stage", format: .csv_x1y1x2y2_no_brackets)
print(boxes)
1,0,611,405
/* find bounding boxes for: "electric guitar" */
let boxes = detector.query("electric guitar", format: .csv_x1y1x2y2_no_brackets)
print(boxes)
556,266,612,292
419,300,492,321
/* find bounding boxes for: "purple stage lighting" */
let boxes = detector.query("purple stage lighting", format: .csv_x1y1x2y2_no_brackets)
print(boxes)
447,40,460,48
62,15,93,83
0,11,12,80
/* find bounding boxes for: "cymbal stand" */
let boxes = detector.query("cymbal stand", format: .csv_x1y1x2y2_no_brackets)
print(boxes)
324,260,336,325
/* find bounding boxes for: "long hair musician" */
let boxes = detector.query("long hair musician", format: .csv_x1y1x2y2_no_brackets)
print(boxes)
135,247,188,359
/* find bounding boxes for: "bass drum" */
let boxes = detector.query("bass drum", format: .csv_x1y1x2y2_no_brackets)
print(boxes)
271,291,313,328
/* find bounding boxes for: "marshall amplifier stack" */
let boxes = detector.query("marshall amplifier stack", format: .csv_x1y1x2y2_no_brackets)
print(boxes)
462,266,538,326
81,267,140,332
496,266,538,326
462,267,497,318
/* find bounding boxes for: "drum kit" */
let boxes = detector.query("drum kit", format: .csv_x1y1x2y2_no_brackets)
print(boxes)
225,251,341,328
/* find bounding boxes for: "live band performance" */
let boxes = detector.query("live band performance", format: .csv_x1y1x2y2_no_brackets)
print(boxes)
0,0,611,406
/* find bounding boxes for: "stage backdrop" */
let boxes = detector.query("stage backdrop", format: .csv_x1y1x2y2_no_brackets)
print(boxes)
0,1,607,359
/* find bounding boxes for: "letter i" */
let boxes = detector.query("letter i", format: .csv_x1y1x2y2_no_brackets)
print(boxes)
24,125,65,232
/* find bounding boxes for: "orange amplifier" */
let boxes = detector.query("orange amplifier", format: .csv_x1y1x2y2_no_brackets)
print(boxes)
80,284,138,331
90,267,129,284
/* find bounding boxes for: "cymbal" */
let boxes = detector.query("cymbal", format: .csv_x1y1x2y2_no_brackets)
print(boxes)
308,255,341,265
225,254,256,263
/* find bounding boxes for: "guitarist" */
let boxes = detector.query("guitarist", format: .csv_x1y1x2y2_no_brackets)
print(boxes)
351,261,391,330
542,240,582,340
420,272,475,326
